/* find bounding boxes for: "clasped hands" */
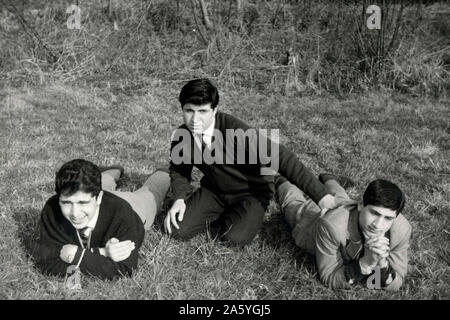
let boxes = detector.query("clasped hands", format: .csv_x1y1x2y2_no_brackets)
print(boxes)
59,238,135,264
360,236,390,270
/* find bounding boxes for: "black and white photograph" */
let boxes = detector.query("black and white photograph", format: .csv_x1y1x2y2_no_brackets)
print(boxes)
0,0,449,306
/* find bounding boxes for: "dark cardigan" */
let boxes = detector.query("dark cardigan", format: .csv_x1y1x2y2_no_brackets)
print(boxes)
170,111,329,206
37,191,145,280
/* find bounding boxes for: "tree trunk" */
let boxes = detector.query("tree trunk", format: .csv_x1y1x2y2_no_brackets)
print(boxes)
190,0,209,44
198,0,214,30
236,0,244,29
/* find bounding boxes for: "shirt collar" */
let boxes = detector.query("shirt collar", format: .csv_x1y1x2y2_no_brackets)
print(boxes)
86,201,100,230
202,117,216,138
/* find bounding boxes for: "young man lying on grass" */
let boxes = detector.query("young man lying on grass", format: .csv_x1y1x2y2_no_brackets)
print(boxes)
37,159,169,280
165,78,338,245
276,174,412,290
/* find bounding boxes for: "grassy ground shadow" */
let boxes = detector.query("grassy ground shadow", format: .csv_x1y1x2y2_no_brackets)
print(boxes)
13,207,41,263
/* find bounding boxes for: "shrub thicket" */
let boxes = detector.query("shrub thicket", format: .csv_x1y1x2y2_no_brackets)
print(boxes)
0,0,448,97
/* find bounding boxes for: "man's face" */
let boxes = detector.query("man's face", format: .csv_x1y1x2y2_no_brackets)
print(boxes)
359,204,396,239
59,190,102,229
182,103,216,134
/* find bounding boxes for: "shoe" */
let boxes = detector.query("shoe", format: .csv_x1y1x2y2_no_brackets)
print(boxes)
319,173,355,189
98,165,125,179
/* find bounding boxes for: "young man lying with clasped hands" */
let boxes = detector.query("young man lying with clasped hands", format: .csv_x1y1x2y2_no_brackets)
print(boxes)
276,173,412,290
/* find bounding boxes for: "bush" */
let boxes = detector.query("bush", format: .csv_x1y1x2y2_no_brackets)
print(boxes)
0,0,448,97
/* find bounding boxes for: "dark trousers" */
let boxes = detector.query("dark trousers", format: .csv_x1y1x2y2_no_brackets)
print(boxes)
172,187,268,245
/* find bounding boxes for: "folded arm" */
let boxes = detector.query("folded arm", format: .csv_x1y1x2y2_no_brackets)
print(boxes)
169,128,194,201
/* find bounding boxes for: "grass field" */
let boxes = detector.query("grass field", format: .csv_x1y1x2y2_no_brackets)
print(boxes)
0,83,449,299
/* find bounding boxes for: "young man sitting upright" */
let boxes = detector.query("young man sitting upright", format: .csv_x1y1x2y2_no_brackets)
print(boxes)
164,79,338,245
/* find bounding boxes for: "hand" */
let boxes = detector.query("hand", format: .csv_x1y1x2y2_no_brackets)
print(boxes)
102,238,136,262
378,256,389,269
165,199,186,234
317,194,337,216
361,236,390,267
60,244,79,264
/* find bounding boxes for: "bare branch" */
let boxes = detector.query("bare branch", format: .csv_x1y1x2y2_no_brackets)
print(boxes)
226,0,233,26
5,3,59,64
236,0,244,30
198,0,214,30
190,0,209,44
387,0,404,53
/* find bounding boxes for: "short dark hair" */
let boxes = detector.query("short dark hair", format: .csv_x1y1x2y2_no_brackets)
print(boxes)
363,179,405,215
179,78,219,109
55,159,101,198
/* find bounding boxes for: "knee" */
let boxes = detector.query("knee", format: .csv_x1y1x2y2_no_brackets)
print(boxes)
171,225,195,241
221,230,256,246
284,206,301,229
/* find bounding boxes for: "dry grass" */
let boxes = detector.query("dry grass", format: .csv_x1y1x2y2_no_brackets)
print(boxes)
0,1,448,96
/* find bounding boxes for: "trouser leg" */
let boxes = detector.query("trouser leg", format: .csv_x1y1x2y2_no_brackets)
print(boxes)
106,169,170,230
276,180,309,229
215,196,267,246
140,169,171,215
276,176,352,254
171,187,225,240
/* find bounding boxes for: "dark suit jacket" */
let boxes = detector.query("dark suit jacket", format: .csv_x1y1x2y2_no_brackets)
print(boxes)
170,111,329,205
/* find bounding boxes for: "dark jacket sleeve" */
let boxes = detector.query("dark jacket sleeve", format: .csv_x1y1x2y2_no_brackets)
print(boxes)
276,143,329,204
73,230,143,280
169,126,194,201
37,199,73,276
226,113,329,204
72,204,145,280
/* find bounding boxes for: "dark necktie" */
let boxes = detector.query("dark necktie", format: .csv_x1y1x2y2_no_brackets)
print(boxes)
79,227,92,247
193,133,204,149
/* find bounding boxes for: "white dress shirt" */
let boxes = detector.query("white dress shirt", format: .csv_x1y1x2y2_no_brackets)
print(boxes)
194,118,215,150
